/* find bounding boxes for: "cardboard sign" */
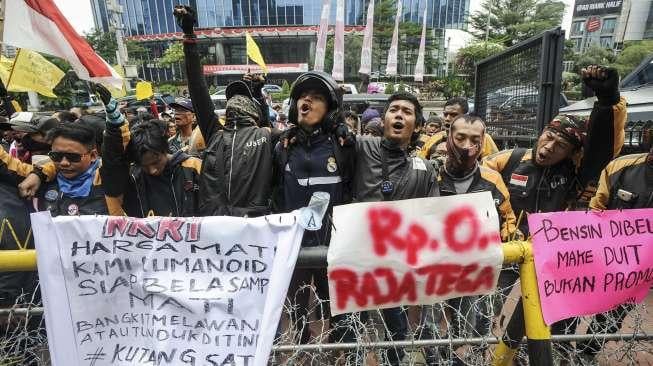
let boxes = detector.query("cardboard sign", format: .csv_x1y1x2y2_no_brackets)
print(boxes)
327,192,504,315
529,209,653,325
32,212,304,366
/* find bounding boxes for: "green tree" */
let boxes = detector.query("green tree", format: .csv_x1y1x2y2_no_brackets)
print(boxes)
612,40,653,77
159,42,184,67
126,41,148,65
470,0,565,46
574,46,616,73
455,41,505,76
85,29,118,64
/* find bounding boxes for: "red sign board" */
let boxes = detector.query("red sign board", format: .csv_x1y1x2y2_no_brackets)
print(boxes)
203,63,308,75
586,17,601,32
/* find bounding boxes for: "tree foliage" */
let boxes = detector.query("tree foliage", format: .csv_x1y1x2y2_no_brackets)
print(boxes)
85,28,147,65
612,41,653,77
455,41,505,76
573,46,616,73
159,42,184,68
470,0,565,46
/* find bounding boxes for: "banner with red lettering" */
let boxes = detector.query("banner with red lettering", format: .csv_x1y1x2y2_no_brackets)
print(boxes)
528,209,653,325
332,0,345,81
314,0,331,72
31,212,305,366
358,0,375,75
327,192,503,315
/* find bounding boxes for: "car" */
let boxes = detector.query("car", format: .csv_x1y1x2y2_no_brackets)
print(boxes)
263,84,282,94
343,93,389,117
210,93,227,110
118,93,175,111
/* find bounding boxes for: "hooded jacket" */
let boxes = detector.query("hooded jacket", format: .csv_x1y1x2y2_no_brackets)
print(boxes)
101,122,202,217
182,33,278,217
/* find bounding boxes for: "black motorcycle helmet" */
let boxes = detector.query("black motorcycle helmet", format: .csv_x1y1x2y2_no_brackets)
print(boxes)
288,71,343,131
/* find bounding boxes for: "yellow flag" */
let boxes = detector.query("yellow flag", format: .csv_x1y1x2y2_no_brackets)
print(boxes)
246,32,268,74
107,65,127,98
6,49,64,98
0,56,14,85
135,81,153,100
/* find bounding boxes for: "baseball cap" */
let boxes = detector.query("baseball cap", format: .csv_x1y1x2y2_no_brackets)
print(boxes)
168,98,195,113
8,112,59,135
226,80,255,100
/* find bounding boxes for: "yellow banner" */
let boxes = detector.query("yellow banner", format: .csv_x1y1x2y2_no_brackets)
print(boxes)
135,81,153,100
107,65,127,98
6,49,65,98
0,56,14,85
246,32,268,75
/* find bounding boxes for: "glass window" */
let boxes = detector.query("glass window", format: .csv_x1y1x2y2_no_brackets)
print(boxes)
600,36,613,48
602,18,616,34
571,21,584,36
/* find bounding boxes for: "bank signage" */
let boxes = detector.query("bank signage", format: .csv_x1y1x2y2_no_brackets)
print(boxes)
573,0,623,17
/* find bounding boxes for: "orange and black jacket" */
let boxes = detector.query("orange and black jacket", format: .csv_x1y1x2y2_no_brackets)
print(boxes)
0,146,55,305
438,164,518,241
483,97,627,235
590,153,652,210
101,121,202,217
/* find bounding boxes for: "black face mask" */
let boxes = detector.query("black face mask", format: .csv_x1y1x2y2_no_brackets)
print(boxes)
21,134,51,153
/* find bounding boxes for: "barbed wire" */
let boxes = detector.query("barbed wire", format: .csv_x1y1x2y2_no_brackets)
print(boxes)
0,283,650,365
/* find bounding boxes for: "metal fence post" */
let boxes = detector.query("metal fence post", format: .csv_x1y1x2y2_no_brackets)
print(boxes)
0,250,36,271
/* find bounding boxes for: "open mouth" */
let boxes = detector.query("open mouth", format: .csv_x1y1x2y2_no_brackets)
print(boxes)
537,151,547,162
299,103,311,115
392,121,404,130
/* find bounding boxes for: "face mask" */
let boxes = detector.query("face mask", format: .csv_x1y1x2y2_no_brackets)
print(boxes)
445,133,480,176
21,134,51,153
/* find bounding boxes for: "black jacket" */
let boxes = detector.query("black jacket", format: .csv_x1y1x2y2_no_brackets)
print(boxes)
182,34,277,217
483,97,627,235
354,136,440,202
273,128,355,246
0,147,38,306
101,123,202,217
38,169,109,216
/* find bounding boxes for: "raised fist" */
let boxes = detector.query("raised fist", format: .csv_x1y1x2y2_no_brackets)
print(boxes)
173,5,197,35
581,65,619,105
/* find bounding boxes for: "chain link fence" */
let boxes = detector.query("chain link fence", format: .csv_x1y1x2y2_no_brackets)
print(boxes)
474,28,565,150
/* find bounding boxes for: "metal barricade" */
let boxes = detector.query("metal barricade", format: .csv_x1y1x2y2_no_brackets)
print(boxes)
474,27,565,148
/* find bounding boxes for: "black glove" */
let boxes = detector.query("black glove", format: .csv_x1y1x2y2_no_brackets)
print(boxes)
90,82,112,106
243,73,266,99
582,65,620,106
173,5,197,36
334,123,355,147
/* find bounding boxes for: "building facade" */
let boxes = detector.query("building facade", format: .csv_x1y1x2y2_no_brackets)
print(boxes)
92,0,470,83
569,0,653,53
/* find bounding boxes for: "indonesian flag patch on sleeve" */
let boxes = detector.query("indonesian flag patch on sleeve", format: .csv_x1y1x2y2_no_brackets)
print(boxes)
510,173,529,187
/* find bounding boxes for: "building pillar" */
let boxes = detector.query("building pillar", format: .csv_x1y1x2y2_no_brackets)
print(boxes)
308,39,316,69
215,41,225,65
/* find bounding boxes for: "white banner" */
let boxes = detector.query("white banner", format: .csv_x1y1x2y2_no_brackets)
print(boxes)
385,0,402,76
414,3,428,82
359,0,375,75
332,0,345,81
327,192,504,315
32,212,304,366
314,0,331,72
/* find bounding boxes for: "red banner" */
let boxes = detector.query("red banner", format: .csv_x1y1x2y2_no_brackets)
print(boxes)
203,64,309,75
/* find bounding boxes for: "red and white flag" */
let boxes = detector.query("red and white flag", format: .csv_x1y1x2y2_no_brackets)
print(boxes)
386,0,402,76
414,3,427,82
314,0,331,72
3,0,123,88
359,0,375,75
332,0,345,81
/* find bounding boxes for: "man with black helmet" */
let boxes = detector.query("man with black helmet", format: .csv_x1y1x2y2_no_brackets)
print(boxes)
273,70,355,349
174,5,279,217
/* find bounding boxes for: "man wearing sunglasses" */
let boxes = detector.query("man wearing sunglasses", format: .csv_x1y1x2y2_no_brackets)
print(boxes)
37,123,112,216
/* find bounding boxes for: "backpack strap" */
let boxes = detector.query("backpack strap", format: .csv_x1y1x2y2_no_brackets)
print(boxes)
500,147,528,183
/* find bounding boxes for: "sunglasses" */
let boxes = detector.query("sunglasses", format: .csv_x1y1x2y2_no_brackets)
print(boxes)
48,151,89,163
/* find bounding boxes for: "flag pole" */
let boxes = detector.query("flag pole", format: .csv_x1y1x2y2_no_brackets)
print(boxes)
6,48,20,90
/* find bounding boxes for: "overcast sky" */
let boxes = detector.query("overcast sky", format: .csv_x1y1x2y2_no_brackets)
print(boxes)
57,0,577,37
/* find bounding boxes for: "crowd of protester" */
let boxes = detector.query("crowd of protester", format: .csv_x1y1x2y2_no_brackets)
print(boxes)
0,5,648,366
